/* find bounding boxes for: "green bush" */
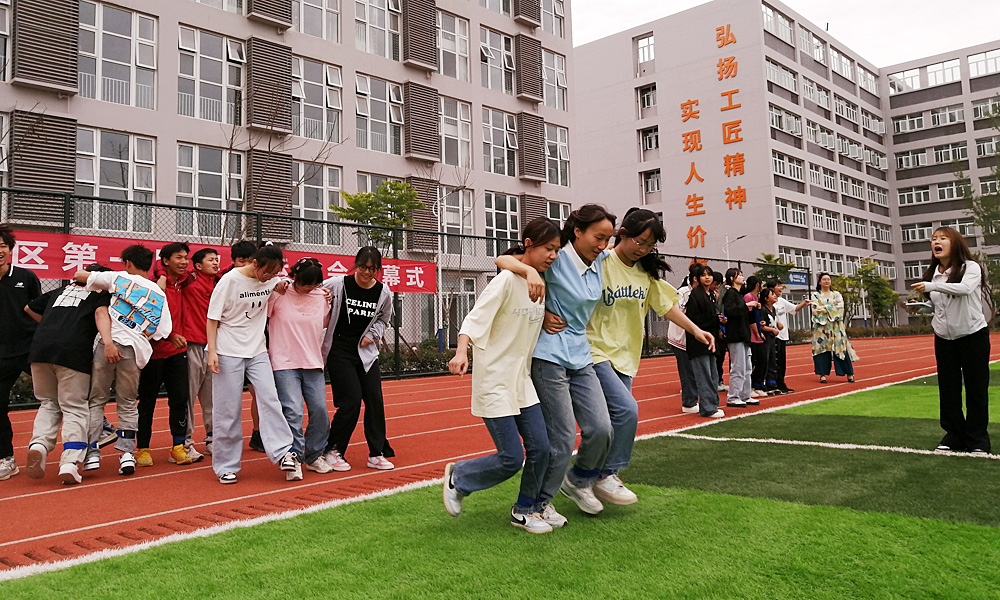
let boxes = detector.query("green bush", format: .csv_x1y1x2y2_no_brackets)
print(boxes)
381,337,459,375
10,373,38,409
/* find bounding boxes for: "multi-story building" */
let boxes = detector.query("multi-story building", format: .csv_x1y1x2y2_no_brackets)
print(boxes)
0,0,575,343
574,0,1000,321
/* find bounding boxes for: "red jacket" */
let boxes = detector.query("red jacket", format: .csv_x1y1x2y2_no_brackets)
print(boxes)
181,271,218,345
150,272,186,360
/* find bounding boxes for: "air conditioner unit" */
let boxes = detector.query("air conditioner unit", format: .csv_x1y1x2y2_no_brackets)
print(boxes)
849,146,862,160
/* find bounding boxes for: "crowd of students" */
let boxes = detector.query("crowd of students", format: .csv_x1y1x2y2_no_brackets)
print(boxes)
0,225,394,485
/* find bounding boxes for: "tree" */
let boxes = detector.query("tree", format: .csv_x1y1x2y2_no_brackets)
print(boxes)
753,253,795,282
831,259,896,327
331,180,425,254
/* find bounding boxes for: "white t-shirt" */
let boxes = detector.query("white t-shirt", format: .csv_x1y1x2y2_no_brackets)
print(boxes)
459,271,544,419
773,296,796,342
207,269,279,358
85,271,171,368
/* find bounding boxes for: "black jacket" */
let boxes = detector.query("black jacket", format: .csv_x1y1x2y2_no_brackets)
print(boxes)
685,287,719,357
722,286,751,344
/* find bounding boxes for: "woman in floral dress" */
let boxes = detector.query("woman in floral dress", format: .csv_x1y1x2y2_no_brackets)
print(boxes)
811,273,858,383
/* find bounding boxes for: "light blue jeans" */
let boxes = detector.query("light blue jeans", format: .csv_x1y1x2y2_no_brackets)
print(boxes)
452,403,550,514
727,342,752,403
273,368,330,464
593,360,638,474
673,348,699,408
531,359,613,503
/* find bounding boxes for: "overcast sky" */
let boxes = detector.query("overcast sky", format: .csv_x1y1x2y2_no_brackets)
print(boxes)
572,0,999,67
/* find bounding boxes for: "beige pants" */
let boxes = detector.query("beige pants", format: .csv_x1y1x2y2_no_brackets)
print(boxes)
88,341,140,453
186,343,213,441
29,363,92,465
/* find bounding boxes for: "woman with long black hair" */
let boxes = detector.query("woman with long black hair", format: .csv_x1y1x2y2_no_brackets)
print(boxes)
911,227,991,453
721,268,753,408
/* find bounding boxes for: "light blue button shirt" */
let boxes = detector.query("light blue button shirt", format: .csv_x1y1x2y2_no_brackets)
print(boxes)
532,245,607,370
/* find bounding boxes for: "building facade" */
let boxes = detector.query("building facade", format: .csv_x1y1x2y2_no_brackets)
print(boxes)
0,0,575,342
573,0,1000,320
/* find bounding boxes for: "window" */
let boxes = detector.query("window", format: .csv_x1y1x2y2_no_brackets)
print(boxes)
778,246,811,269
643,169,661,194
801,77,829,108
766,59,797,92
291,162,342,246
806,122,835,149
75,127,154,232
638,84,656,109
889,68,920,94
356,74,403,155
898,186,931,205
177,27,243,124
292,57,342,142
808,163,822,186
969,48,1000,78
829,47,853,80
901,222,933,242
196,0,243,12
761,4,792,45
896,149,927,169
861,110,886,134
877,261,897,280
548,201,570,227
905,261,931,279
934,142,967,163
484,191,519,256
927,59,960,87
542,50,568,110
482,107,516,176
356,171,398,193
865,148,887,170
0,1,8,80
973,97,1000,120
982,177,1000,196
541,0,565,38
976,136,1000,157
293,0,339,41
930,104,964,127
812,207,840,232
940,218,976,236
441,97,472,168
356,0,400,60
842,216,867,238
867,184,888,207
841,175,863,199
769,105,802,136
772,152,803,181
176,144,243,237
641,127,659,151
545,124,570,187
776,199,805,226
438,11,469,82
871,222,891,244
480,0,511,16
937,180,971,200
798,26,824,63
79,2,156,109
441,186,474,254
892,112,924,133
637,35,654,63
837,136,863,160
833,96,858,122
480,28,514,94
858,66,878,95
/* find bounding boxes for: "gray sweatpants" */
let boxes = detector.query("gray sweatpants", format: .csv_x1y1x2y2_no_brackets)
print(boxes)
29,363,92,465
211,353,294,476
187,343,213,442
88,341,140,453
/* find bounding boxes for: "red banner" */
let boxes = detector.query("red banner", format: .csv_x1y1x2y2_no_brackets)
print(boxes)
9,230,437,294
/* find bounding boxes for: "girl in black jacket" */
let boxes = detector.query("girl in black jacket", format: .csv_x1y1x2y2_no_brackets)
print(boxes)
721,268,754,407
684,265,724,418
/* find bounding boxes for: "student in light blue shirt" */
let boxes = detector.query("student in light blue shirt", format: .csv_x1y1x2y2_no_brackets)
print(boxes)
497,204,616,525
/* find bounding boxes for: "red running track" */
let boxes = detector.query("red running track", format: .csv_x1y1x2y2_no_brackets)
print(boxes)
0,335,995,571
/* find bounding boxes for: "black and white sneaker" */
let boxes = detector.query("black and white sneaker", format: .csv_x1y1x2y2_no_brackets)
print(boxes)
934,444,952,453
510,507,552,534
442,463,463,517
219,472,237,484
279,451,300,471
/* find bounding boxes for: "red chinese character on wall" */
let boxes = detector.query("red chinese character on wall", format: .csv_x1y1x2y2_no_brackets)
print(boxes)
682,131,703,152
687,225,707,248
716,25,737,48
685,194,705,216
717,57,737,80
680,99,700,122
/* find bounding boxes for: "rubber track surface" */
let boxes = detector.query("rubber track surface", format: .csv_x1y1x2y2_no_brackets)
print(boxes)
1,335,994,570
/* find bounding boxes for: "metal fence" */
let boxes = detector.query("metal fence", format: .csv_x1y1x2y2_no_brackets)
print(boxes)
1,187,817,379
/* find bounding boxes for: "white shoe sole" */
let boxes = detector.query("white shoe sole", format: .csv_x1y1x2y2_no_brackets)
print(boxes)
26,446,46,479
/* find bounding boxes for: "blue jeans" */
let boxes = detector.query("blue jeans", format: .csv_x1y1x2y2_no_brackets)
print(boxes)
593,361,638,473
274,368,330,464
452,403,550,514
531,359,612,503
673,348,699,408
689,355,721,416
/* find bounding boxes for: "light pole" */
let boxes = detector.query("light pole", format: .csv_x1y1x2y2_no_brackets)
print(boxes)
723,234,746,265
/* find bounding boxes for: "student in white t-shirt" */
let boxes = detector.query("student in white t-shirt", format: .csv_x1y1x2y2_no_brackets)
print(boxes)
206,244,300,484
443,218,562,535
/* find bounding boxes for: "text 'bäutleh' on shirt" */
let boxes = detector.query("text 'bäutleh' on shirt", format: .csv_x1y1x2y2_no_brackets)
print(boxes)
602,284,647,306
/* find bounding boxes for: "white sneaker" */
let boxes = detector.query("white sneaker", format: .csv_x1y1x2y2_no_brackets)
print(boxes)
538,502,568,528
751,390,765,398
286,462,303,482
83,451,101,471
323,449,352,471
593,473,638,506
185,445,205,463
367,455,395,470
717,383,729,392
442,463,463,517
681,406,700,414
559,475,603,514
119,452,136,476
707,410,726,418
727,399,747,407
306,458,334,474
204,439,213,456
510,507,553,534
0,456,19,481
26,444,47,479
219,472,237,484
59,462,82,485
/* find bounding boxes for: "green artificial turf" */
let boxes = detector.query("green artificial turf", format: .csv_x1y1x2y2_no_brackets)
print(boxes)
691,414,945,449
5,480,1000,600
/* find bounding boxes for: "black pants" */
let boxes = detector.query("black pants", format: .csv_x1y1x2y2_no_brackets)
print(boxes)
0,354,30,458
775,339,789,390
763,336,778,387
137,352,191,448
750,342,766,388
715,338,728,384
326,340,394,458
934,327,991,452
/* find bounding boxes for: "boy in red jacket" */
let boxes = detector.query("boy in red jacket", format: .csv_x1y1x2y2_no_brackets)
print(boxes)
182,248,221,455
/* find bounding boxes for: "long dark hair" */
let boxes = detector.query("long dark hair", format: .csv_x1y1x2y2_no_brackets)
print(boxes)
502,217,560,256
561,204,616,247
922,227,974,284
724,267,742,287
617,207,670,280
689,263,711,288
814,272,832,292
289,257,323,287
744,275,761,295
